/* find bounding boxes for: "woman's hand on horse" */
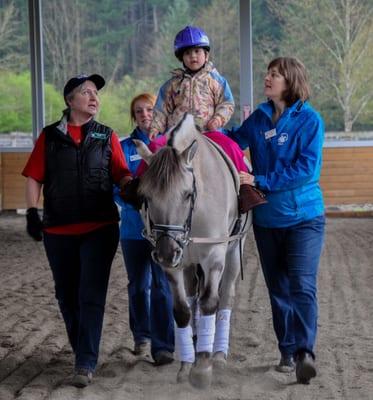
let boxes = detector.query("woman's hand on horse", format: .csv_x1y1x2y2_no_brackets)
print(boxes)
239,171,255,186
120,177,143,210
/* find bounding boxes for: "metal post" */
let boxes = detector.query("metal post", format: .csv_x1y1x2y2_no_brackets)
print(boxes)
28,0,45,140
239,0,253,122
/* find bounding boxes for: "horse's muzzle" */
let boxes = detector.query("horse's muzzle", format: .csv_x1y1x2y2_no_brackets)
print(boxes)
151,236,184,268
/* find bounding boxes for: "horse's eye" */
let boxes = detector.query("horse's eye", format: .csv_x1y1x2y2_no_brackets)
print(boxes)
183,191,193,200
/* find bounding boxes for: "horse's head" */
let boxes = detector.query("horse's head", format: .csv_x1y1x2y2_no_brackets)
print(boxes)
136,114,199,269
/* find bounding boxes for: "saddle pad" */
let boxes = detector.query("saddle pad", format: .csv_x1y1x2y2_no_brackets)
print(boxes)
203,134,240,194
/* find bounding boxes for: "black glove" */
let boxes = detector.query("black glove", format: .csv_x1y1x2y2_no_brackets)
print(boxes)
26,207,43,241
120,178,143,210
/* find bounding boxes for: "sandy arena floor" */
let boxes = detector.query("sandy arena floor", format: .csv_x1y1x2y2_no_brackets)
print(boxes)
0,213,372,400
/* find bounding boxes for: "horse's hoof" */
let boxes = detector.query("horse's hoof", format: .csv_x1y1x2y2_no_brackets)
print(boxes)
213,351,227,370
189,354,212,389
176,362,193,383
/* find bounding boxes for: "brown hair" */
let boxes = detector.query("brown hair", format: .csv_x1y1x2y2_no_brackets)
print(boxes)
130,93,156,122
268,57,310,106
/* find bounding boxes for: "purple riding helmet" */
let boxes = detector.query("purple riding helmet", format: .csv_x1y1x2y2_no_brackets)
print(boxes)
174,26,210,61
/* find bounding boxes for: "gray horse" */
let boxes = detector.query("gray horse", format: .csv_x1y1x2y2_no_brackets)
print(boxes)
135,114,251,388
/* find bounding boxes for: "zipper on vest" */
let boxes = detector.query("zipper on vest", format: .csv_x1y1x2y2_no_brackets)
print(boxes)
76,147,82,213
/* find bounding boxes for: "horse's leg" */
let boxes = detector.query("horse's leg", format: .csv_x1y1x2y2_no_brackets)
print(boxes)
213,242,241,369
167,266,195,383
190,256,225,389
184,264,199,338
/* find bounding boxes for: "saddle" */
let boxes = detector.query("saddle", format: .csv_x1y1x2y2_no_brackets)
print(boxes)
203,135,267,213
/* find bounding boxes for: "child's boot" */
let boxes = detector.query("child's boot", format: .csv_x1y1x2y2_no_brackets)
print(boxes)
239,184,267,213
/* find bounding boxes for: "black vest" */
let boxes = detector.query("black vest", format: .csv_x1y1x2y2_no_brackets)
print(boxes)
43,119,119,227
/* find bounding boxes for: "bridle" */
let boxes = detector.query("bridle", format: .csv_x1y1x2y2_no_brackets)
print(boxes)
141,164,249,276
142,163,249,246
140,137,250,276
141,166,197,250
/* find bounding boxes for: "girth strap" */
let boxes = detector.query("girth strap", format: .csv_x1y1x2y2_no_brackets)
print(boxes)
188,231,247,244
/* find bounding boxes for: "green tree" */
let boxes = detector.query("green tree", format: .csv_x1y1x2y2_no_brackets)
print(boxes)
0,71,62,132
268,0,373,132
98,75,158,135
0,1,28,71
251,1,283,107
195,0,239,124
139,0,192,82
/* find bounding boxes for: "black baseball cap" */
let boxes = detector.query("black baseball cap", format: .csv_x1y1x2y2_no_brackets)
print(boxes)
63,74,105,98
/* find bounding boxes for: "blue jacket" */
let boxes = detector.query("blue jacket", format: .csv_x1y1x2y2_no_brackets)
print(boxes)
114,128,150,240
229,100,324,228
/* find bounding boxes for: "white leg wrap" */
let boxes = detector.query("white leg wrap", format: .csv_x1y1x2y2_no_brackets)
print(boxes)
196,314,216,353
213,309,232,355
175,324,195,363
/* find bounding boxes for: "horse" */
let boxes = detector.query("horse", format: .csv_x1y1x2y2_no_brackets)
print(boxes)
135,114,251,388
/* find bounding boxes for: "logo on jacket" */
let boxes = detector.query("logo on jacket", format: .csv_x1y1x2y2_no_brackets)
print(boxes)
277,133,288,145
90,132,107,140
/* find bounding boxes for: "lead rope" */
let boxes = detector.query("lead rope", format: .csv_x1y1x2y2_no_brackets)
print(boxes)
240,237,244,280
239,211,250,280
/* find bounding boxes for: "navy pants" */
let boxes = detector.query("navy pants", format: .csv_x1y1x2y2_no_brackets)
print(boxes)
43,223,119,371
121,239,174,356
253,215,325,359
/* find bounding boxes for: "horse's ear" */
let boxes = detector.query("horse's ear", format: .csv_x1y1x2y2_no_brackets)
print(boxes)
181,139,198,165
133,139,153,165
170,114,199,153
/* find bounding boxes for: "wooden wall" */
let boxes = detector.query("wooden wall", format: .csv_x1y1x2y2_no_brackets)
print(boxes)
1,146,373,210
0,152,31,210
320,146,373,204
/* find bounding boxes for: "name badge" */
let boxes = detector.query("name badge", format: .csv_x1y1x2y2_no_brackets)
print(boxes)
264,128,277,140
130,154,142,162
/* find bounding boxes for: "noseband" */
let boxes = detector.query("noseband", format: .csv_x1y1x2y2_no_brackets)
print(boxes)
142,167,197,252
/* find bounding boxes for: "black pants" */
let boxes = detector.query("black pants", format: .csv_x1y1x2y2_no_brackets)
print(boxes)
43,223,119,371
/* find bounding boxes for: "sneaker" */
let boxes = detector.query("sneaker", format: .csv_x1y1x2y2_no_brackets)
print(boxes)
275,355,295,373
153,350,174,366
296,351,317,384
72,368,93,388
134,341,150,356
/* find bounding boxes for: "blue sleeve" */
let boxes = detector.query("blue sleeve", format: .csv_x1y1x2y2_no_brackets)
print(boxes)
113,184,126,208
113,139,127,208
227,115,254,150
154,79,174,115
256,115,324,191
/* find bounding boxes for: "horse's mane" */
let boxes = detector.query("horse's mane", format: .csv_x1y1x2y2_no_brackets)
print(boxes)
139,146,189,198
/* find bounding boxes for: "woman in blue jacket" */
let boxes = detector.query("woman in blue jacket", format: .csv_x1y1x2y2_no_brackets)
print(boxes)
229,57,325,384
114,93,174,365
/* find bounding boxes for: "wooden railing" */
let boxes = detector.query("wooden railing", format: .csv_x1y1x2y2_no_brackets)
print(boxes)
1,146,373,210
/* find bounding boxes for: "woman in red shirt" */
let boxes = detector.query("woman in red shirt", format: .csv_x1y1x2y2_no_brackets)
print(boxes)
23,74,132,388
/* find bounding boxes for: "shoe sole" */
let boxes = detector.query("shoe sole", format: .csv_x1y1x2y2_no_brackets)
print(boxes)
154,357,174,366
275,364,295,373
72,376,91,388
154,353,174,366
296,362,316,384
